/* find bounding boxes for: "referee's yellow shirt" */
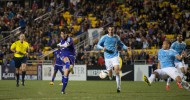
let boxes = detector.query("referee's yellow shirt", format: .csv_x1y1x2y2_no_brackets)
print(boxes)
10,40,29,57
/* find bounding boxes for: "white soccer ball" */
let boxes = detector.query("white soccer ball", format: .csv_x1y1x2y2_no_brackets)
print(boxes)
99,71,108,79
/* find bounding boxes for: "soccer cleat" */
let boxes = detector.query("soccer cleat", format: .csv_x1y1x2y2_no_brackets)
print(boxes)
61,91,67,94
143,75,151,86
59,83,63,85
16,84,19,87
117,88,121,93
177,82,183,89
166,85,170,91
49,82,54,85
69,65,74,74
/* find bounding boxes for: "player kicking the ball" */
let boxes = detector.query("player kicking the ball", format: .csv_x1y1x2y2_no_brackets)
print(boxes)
97,26,130,93
57,30,75,94
143,40,190,92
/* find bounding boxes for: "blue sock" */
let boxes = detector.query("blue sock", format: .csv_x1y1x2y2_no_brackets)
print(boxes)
65,62,70,69
61,75,68,92
52,76,55,82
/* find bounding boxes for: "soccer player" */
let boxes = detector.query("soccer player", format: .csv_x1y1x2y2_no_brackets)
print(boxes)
57,30,75,94
97,26,130,93
49,48,64,85
143,40,190,92
10,34,30,87
166,34,187,90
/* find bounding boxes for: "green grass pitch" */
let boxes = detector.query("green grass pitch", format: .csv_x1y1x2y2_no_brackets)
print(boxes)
0,80,189,100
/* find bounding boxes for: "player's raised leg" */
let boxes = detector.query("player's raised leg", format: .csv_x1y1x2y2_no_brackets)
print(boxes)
143,69,160,86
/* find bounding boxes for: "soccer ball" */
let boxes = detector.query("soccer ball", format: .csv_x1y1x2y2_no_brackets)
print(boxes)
99,71,108,79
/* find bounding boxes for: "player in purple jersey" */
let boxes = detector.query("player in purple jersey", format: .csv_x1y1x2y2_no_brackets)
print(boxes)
49,48,64,85
57,30,76,94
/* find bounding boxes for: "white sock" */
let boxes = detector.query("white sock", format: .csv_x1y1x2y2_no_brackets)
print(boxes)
148,74,155,84
116,74,121,89
166,77,171,86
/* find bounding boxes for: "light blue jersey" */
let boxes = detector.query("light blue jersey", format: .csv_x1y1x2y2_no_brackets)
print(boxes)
170,41,186,63
158,49,179,69
97,34,128,59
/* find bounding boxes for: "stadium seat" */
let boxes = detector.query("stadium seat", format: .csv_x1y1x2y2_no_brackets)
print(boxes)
88,14,93,17
88,17,96,21
166,35,174,39
77,17,83,23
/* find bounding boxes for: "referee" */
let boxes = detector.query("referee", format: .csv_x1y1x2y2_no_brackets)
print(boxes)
10,34,29,87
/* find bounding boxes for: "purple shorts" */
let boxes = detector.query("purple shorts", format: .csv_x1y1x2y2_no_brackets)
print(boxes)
54,65,63,72
60,54,75,65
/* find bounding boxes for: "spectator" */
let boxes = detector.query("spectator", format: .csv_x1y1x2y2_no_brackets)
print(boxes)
76,48,85,64
97,55,104,66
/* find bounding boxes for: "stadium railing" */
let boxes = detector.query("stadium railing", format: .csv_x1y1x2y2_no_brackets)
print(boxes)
27,60,53,65
0,27,21,44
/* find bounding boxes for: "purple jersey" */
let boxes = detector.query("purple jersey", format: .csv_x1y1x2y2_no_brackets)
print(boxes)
54,49,64,66
60,37,76,56
59,37,76,65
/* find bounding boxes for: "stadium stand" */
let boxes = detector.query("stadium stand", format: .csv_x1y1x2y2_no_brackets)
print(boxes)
0,0,190,66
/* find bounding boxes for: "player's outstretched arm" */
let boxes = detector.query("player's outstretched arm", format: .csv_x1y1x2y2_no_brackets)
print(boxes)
116,35,129,51
97,36,105,50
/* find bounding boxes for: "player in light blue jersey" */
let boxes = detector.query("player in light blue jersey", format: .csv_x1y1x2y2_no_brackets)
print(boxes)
166,34,187,90
57,30,76,94
49,48,64,85
97,26,130,93
143,40,190,92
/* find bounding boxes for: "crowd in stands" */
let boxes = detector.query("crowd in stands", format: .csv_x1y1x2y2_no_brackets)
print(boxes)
0,0,190,67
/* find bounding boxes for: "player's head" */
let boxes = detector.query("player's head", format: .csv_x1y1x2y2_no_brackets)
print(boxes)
19,34,25,42
162,40,170,50
177,34,183,42
60,30,68,39
108,26,114,35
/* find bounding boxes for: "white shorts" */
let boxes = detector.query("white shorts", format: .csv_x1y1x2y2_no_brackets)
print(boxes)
105,56,120,70
175,61,187,71
155,67,182,80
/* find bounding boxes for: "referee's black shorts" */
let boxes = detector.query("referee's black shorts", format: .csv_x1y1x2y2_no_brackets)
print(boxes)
14,56,27,68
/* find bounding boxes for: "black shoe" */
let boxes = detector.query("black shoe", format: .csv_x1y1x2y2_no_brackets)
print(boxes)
16,84,19,87
117,88,121,93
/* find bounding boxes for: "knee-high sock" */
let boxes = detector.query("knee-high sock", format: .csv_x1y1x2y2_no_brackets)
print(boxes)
167,77,171,85
62,75,69,92
148,74,155,84
116,74,121,89
22,71,26,83
51,76,55,82
65,62,70,69
16,73,19,84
